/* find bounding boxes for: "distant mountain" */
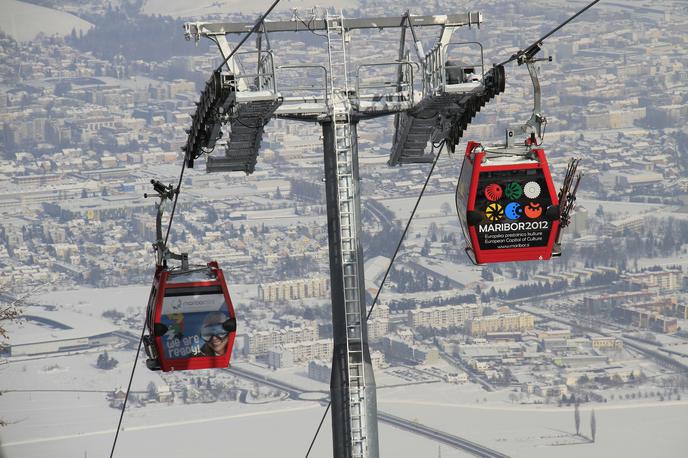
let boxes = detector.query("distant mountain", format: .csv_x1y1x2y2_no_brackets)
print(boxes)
142,0,360,18
0,0,93,42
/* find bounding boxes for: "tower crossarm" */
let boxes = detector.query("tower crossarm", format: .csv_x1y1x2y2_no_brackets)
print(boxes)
183,11,488,171
183,13,482,37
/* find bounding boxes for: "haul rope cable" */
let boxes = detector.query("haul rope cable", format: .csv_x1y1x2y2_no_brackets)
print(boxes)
108,1,284,456
305,140,445,457
367,141,446,321
498,0,601,67
107,139,186,458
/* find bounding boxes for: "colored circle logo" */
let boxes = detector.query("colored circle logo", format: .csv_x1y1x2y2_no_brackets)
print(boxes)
484,183,503,202
505,202,523,220
523,181,541,199
524,202,543,219
485,203,504,222
504,182,523,200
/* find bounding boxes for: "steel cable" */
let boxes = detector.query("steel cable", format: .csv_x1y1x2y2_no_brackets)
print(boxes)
366,141,445,320
498,0,601,66
215,0,284,73
164,159,186,247
109,319,147,458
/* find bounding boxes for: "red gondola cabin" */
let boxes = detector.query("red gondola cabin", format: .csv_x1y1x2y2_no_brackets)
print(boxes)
457,141,560,264
144,261,237,372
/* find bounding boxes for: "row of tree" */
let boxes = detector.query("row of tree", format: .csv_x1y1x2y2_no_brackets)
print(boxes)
66,3,202,63
389,267,453,293
387,293,475,312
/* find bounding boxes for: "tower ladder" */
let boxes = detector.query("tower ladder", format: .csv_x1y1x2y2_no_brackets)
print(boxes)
326,12,368,458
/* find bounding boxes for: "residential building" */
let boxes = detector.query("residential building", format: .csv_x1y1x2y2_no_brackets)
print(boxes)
590,336,624,350
269,339,333,368
381,335,439,364
466,313,535,337
257,277,329,301
407,303,481,330
246,321,319,355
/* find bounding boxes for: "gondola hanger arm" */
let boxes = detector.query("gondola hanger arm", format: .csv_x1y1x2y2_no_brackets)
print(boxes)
144,179,188,269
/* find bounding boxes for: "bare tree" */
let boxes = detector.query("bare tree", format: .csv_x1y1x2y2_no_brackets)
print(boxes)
590,409,597,443
441,202,452,216
0,300,20,345
147,381,158,400
574,401,581,435
1,283,54,348
0,297,19,429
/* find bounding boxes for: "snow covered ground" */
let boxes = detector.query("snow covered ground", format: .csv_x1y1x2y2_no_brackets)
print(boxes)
0,364,469,458
0,403,476,458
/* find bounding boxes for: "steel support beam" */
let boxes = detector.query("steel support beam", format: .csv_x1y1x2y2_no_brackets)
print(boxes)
322,120,379,458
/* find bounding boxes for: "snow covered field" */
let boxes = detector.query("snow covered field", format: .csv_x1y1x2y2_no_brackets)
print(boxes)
30,282,259,315
2,351,686,457
0,354,469,458
0,399,474,458
3,281,687,458
0,0,93,42
378,382,688,458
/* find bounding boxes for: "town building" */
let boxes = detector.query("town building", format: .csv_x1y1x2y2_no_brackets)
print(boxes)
625,268,683,291
466,313,535,337
590,336,624,351
245,321,319,355
612,306,679,334
381,335,439,364
257,277,329,302
582,290,657,315
267,339,334,368
407,303,481,330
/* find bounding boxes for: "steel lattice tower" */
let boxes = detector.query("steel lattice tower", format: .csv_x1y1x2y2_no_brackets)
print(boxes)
182,10,504,457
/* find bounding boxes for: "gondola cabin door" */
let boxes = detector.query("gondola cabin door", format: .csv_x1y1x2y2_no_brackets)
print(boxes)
147,262,237,372
457,141,560,264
